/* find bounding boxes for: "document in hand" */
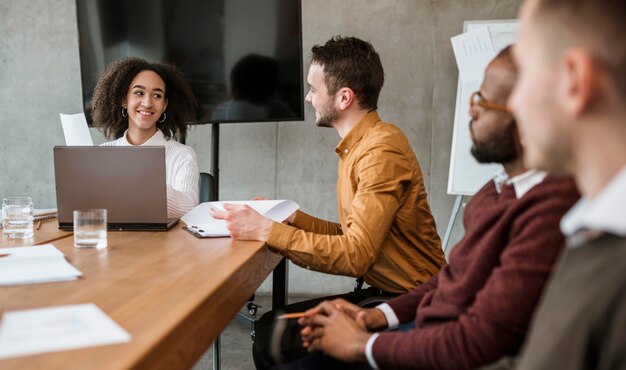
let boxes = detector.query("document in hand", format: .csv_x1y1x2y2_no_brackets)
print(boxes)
60,112,94,146
0,245,82,286
181,200,300,237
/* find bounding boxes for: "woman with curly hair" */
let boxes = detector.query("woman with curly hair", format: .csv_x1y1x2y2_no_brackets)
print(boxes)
92,57,199,218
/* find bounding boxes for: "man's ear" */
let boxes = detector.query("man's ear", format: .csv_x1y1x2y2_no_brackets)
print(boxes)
561,49,598,117
337,87,356,111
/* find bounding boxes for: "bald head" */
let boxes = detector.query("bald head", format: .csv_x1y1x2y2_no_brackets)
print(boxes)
484,45,518,106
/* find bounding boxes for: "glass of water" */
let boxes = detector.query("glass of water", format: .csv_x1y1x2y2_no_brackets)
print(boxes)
2,197,34,239
73,209,107,249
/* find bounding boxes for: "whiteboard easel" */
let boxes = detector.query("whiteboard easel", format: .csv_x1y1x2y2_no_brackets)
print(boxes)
443,20,519,254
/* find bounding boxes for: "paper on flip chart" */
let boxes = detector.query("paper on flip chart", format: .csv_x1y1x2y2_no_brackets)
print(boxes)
0,244,82,286
60,112,94,146
450,26,496,84
0,303,131,359
181,199,300,237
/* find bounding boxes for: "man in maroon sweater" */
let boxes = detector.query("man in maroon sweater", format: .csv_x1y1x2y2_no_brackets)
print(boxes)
282,47,580,370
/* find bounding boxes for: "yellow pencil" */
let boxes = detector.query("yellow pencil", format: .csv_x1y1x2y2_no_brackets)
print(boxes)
278,312,306,319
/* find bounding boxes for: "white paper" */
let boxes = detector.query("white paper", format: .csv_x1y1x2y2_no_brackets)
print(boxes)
181,200,300,237
60,113,94,146
0,244,82,286
0,304,131,359
451,27,496,84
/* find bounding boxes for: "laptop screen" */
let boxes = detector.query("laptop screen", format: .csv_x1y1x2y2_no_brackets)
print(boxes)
53,146,170,228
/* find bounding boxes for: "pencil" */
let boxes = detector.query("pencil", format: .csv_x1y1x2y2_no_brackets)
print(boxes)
278,312,306,319
0,253,10,258
36,221,42,230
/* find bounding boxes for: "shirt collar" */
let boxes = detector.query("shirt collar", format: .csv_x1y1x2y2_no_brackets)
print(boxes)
493,169,547,199
561,165,626,245
121,129,168,146
335,111,380,157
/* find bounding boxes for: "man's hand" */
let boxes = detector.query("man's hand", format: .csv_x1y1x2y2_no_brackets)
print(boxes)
210,204,273,241
252,196,297,224
297,301,373,363
304,298,389,331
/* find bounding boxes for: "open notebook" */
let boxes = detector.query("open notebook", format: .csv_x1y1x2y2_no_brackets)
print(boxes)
181,200,299,238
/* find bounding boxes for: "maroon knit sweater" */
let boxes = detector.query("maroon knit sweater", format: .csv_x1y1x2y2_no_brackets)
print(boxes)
372,176,580,370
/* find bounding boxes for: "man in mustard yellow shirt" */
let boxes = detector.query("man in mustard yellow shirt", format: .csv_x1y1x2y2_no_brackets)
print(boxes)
211,36,445,369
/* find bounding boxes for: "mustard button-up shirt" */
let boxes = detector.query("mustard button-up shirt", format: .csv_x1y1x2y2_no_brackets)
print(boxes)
267,111,444,293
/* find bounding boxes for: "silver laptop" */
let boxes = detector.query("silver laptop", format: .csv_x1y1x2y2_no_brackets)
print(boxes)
53,146,178,231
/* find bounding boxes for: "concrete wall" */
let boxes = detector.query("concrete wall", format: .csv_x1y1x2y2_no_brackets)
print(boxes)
0,0,520,296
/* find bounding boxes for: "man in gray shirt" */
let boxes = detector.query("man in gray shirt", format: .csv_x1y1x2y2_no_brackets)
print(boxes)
483,0,626,369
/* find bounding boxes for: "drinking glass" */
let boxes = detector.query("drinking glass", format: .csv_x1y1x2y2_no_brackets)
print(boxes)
2,197,34,239
73,209,107,249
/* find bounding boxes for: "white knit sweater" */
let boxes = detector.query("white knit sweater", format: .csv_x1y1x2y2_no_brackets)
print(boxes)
101,129,199,218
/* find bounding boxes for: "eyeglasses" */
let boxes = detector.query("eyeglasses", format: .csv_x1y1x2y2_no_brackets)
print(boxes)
469,91,511,113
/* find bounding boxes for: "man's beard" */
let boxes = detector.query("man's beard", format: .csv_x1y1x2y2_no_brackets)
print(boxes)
470,118,520,164
315,101,340,128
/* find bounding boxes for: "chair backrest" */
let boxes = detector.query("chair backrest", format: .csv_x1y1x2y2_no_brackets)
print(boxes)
358,296,391,308
199,172,217,202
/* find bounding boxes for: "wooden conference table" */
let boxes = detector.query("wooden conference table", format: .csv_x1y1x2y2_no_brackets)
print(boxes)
0,219,284,369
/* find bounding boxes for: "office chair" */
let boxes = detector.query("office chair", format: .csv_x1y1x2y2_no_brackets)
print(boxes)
357,295,391,308
199,172,216,203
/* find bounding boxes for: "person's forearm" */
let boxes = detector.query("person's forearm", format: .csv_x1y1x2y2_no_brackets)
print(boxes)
266,222,378,276
167,185,198,218
290,210,343,235
386,275,439,323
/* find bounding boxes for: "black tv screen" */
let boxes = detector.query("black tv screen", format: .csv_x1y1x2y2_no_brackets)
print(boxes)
76,0,304,125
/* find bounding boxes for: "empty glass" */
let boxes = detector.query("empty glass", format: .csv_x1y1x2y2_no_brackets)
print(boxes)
73,209,107,249
2,197,34,239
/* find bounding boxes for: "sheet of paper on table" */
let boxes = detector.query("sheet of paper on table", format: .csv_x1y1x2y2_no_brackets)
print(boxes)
0,303,131,359
0,245,82,286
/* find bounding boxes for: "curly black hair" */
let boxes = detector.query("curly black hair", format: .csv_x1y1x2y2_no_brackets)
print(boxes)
91,57,197,141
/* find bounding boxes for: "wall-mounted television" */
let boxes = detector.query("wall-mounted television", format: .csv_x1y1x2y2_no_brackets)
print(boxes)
76,0,304,126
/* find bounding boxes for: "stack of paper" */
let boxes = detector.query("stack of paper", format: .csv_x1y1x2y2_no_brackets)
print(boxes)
0,245,82,286
181,200,299,237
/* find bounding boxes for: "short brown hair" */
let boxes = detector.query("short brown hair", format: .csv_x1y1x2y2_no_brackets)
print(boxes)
91,57,197,141
532,0,626,99
311,36,384,111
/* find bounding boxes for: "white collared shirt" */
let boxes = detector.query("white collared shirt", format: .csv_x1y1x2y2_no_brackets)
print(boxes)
493,169,547,199
365,169,547,370
101,129,199,218
561,165,626,247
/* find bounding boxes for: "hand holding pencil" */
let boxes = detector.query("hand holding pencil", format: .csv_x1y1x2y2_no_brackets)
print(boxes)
295,300,372,362
282,298,389,330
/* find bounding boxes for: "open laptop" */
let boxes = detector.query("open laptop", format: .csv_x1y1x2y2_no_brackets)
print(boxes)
53,146,178,231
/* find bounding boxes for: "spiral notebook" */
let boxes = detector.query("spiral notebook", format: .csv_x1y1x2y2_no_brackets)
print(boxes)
34,208,57,221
